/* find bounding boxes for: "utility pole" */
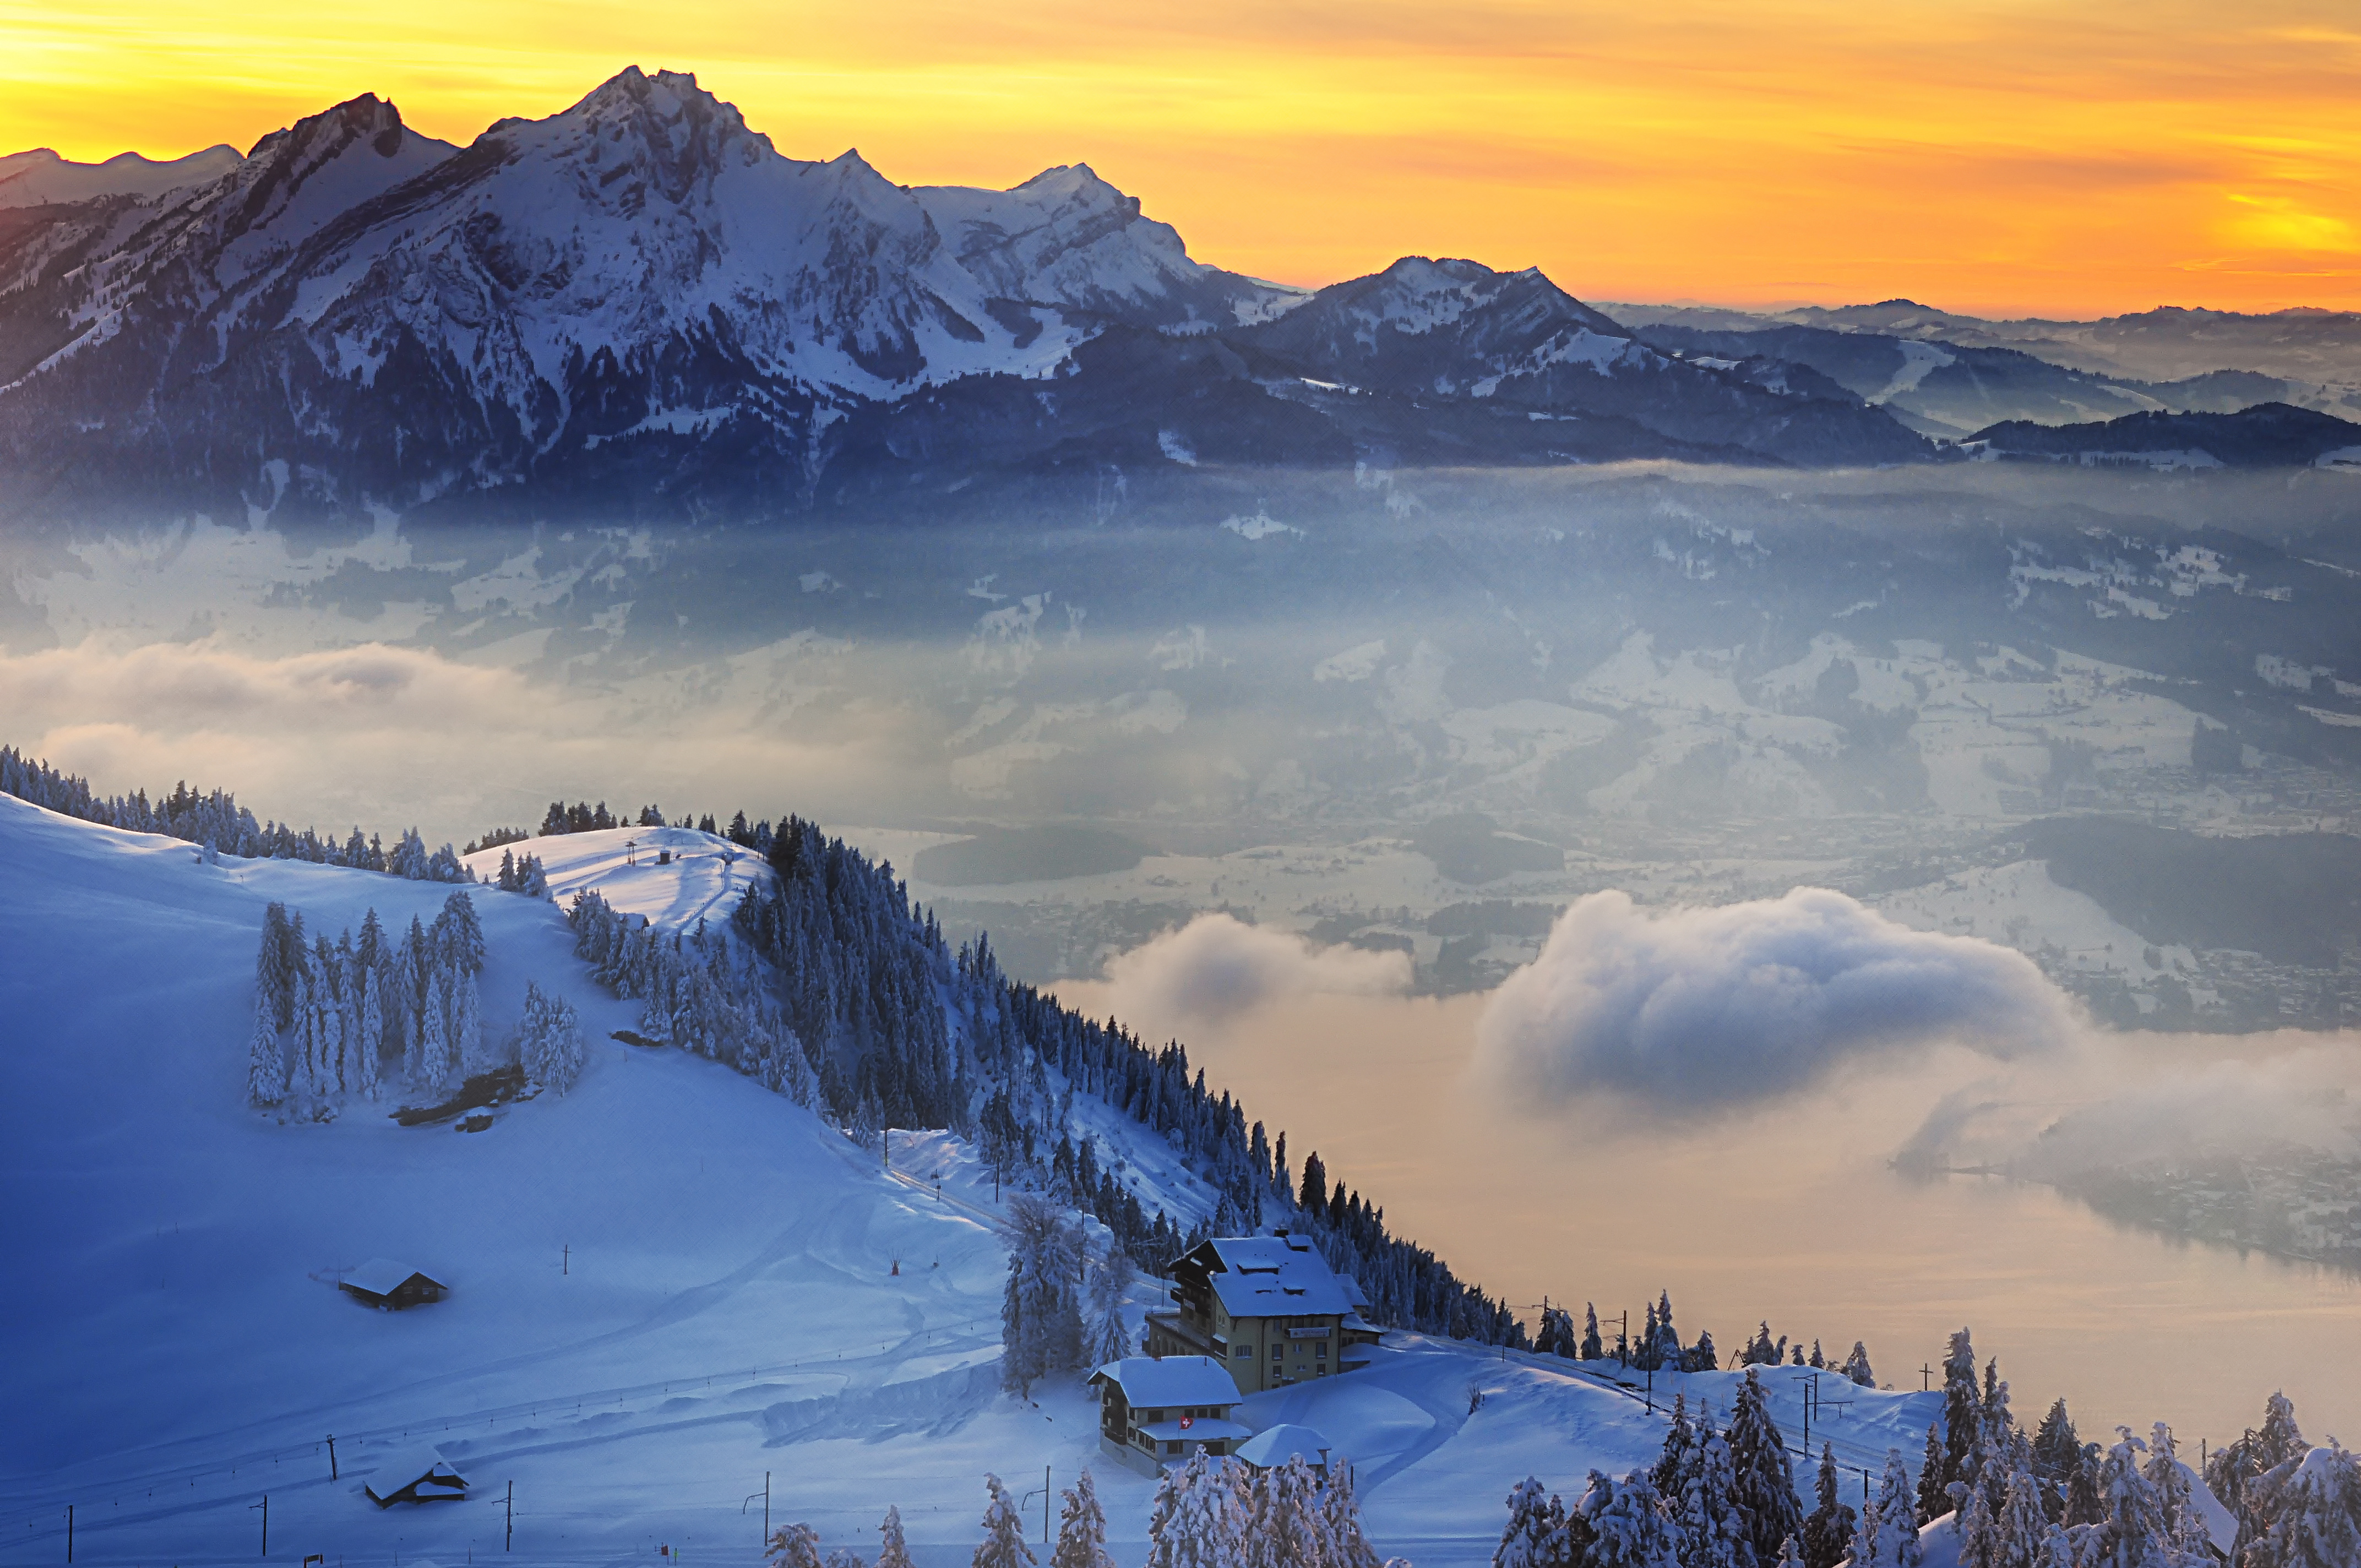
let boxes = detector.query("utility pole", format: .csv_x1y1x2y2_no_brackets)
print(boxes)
1045,1464,1053,1545
64,1505,72,1564
1618,1309,1629,1369
252,1494,269,1558
743,1474,770,1544
327,1434,338,1480
504,1480,513,1551
563,1244,569,1276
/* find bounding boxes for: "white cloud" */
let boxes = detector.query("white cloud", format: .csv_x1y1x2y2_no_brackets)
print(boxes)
1474,887,2074,1112
1098,913,1411,1029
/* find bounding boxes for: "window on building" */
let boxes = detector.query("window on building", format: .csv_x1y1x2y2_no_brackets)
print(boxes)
1166,1441,1180,1455
1234,1344,1251,1358
1271,1344,1282,1360
1316,1343,1327,1359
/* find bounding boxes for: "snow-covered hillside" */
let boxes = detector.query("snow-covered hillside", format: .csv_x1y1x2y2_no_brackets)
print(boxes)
0,797,1962,1565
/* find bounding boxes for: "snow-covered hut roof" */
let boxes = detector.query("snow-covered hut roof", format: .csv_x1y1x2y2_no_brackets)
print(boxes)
345,1257,444,1297
1089,1355,1242,1409
365,1447,467,1505
1189,1234,1354,1317
1235,1424,1333,1469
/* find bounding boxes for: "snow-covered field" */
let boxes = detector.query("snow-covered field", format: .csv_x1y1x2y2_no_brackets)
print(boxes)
0,800,1962,1567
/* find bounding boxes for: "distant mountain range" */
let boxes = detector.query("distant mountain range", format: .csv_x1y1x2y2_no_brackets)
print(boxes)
2,69,2357,521
1965,402,2361,471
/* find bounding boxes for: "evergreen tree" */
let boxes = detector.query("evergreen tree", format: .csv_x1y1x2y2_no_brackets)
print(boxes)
1579,1470,1678,1568
1919,1426,1951,1525
1246,1455,1331,1568
1799,1445,1856,1568
1730,1369,1803,1566
1494,1477,1571,1568
1941,1329,1981,1496
976,1474,1038,1568
1675,1413,1752,1568
1000,1194,1084,1396
1852,1449,1923,1568
2249,1442,2361,1568
1992,1465,2051,1568
434,890,486,974
1321,1460,1386,1568
1582,1303,1605,1362
2140,1423,2213,1564
875,1506,914,1568
1842,1341,1875,1388
1808,1340,1825,1370
767,1524,824,1568
420,970,450,1098
2032,1400,2080,1517
1049,1472,1111,1568
1083,1244,1134,1370
1147,1453,1250,1568
357,965,384,1100
453,964,484,1074
246,995,285,1107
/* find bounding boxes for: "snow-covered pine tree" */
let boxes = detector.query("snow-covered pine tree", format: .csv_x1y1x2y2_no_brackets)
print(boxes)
2141,1423,2215,1564
519,853,550,899
1675,1412,1750,1568
1082,1244,1134,1371
1731,1368,1803,1566
2079,1426,2207,1568
2033,1399,2080,1513
976,1474,1038,1568
246,994,285,1107
1954,1470,1999,1568
1049,1471,1111,1568
1578,1470,1678,1568
357,965,383,1101
766,1523,824,1568
1842,1341,1875,1388
1919,1426,1951,1524
2249,1442,2361,1568
1494,1477,1570,1568
1809,1340,1825,1370
1651,1395,1695,1500
420,970,450,1098
875,1506,913,1568
2213,1391,2311,1556
435,890,486,974
1321,1457,1386,1568
496,848,517,891
1582,1303,1604,1362
1776,1538,1804,1568
1799,1445,1855,1568
1941,1329,1981,1495
1992,1462,2052,1568
519,982,587,1095
318,991,346,1104
1247,1455,1331,1568
287,970,318,1103
453,962,484,1075
999,1193,1084,1396
1853,1449,1924,1568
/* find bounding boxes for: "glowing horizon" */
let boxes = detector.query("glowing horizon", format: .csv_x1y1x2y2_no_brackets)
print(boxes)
4,0,2358,319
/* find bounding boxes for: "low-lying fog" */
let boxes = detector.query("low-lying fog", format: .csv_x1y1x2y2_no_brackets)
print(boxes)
10,458,2361,1444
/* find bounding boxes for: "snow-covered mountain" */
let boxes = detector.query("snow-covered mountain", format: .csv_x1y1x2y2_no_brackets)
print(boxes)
0,68,1936,521
0,142,242,207
0,788,1963,1566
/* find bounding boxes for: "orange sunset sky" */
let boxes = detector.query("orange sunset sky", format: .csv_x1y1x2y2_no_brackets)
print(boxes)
3,0,2358,319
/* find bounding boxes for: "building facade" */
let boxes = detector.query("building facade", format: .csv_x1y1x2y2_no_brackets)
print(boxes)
1087,1356,1252,1477
1145,1231,1381,1397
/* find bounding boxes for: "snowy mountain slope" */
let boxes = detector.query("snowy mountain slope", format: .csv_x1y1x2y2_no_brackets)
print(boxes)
0,143,242,207
0,795,1959,1565
461,825,775,931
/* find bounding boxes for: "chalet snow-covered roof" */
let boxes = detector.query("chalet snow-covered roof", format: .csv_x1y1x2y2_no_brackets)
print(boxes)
1235,1424,1333,1468
1191,1235,1355,1318
1089,1355,1242,1409
345,1258,443,1297
364,1446,466,1504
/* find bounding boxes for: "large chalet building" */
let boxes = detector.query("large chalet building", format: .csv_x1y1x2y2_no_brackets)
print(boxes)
1145,1230,1381,1396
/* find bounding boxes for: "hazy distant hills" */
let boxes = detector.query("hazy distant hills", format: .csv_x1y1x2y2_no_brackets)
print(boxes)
1965,402,2361,471
5,68,2360,521
1610,300,2361,437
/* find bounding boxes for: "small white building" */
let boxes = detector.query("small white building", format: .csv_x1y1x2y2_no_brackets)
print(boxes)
366,1447,466,1506
1088,1355,1251,1477
1234,1423,1335,1476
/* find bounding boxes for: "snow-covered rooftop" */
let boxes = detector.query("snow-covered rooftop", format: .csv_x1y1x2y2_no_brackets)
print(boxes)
1194,1235,1356,1319
1090,1355,1242,1410
1235,1424,1333,1468
342,1257,440,1297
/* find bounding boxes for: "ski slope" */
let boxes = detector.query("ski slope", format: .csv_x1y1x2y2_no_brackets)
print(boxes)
0,799,1951,1566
